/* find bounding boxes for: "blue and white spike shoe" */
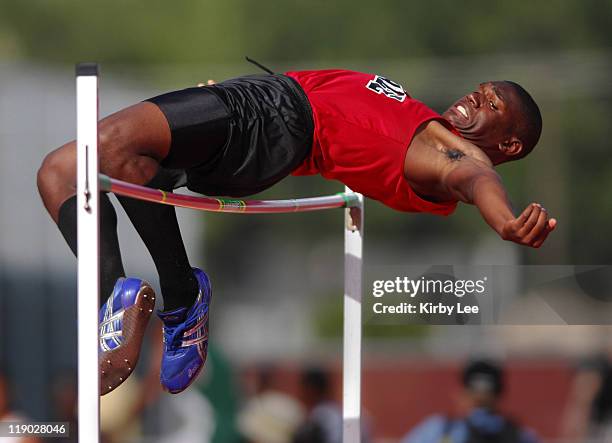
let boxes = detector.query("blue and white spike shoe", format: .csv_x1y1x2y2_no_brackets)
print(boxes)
157,268,211,394
99,278,156,395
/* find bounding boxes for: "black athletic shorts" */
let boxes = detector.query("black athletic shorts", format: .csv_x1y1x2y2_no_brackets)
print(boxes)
145,74,314,197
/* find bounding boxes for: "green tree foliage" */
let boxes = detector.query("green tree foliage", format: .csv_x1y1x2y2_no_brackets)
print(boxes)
1,0,611,63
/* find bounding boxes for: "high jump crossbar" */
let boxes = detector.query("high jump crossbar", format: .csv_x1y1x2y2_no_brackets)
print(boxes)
99,174,361,213
76,63,364,443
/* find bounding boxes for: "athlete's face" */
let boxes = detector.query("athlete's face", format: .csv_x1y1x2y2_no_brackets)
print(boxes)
443,81,525,162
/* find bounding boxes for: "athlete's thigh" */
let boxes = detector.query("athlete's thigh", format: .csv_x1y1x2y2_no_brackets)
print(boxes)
97,101,171,174
144,87,231,170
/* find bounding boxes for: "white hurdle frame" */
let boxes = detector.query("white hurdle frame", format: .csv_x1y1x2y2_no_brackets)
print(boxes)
76,63,364,442
343,192,364,443
76,63,101,443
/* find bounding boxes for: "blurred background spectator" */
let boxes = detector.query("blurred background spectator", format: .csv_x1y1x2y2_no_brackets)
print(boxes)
293,367,342,443
238,389,304,443
562,347,612,442
401,359,538,443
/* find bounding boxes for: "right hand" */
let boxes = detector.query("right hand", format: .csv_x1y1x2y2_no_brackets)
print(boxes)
501,203,557,248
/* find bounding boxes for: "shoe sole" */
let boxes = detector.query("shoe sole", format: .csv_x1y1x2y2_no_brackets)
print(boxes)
163,352,207,395
99,283,156,396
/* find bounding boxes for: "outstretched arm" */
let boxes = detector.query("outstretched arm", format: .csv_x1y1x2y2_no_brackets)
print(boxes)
441,159,556,248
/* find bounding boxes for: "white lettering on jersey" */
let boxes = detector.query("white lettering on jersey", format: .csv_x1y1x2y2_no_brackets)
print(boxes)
366,75,407,102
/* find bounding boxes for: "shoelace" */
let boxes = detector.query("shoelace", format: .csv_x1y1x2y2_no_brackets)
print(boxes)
163,302,209,351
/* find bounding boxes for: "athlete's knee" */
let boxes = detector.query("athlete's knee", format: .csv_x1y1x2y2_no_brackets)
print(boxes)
37,144,75,195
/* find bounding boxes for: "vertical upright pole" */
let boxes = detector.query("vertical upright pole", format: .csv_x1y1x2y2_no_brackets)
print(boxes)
343,187,364,443
76,63,100,443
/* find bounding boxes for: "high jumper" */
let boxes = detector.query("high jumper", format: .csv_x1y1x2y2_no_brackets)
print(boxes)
37,67,555,395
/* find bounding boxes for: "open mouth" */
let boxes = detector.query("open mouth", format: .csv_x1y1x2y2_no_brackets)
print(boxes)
456,104,468,119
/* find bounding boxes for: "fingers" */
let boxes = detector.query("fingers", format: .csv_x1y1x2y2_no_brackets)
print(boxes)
518,204,542,237
531,215,558,247
524,206,548,244
525,209,548,246
196,79,216,87
516,203,535,225
532,224,552,248
511,204,558,248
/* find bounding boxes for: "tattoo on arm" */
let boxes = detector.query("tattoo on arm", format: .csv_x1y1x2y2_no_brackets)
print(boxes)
446,148,465,161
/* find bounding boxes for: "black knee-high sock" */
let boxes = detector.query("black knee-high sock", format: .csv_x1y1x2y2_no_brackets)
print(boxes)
57,194,126,307
117,169,198,312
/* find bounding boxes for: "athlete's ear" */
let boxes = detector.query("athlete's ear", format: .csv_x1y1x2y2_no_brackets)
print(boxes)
498,137,523,157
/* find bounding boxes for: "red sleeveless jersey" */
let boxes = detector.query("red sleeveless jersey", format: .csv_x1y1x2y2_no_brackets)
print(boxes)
286,69,457,216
